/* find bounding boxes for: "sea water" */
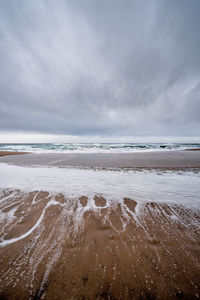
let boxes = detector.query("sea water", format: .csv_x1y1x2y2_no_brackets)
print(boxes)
0,163,199,209
0,142,200,153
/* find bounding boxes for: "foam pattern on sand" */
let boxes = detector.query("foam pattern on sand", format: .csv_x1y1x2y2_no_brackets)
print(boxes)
0,189,199,299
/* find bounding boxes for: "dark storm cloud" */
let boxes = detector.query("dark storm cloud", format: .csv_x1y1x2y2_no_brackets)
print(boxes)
0,0,200,137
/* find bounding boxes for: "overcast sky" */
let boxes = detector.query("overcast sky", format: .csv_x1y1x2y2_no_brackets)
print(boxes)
0,0,200,141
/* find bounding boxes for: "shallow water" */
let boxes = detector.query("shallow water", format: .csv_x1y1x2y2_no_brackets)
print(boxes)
0,163,199,209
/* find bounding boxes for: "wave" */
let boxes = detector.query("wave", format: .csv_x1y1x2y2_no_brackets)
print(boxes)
0,142,200,153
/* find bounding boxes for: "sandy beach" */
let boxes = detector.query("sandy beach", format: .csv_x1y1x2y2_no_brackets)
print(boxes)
0,151,28,157
0,151,200,299
0,190,199,299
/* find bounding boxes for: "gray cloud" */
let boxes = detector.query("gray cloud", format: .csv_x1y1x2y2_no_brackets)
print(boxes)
0,0,200,137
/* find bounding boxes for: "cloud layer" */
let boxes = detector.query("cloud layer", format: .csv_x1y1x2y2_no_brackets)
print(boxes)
0,0,200,138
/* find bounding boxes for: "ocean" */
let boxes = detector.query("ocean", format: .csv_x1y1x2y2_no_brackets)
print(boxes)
0,142,199,153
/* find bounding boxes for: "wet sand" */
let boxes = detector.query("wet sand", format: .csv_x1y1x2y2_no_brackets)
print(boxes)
0,151,28,157
185,148,200,151
0,190,199,299
0,150,200,170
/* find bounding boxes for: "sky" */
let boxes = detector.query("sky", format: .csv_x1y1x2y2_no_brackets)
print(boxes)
0,0,200,142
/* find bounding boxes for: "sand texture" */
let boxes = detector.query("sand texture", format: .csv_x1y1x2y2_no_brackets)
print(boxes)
0,190,199,299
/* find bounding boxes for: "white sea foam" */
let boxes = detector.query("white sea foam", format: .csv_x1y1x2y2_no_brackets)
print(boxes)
0,163,199,209
0,199,59,247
